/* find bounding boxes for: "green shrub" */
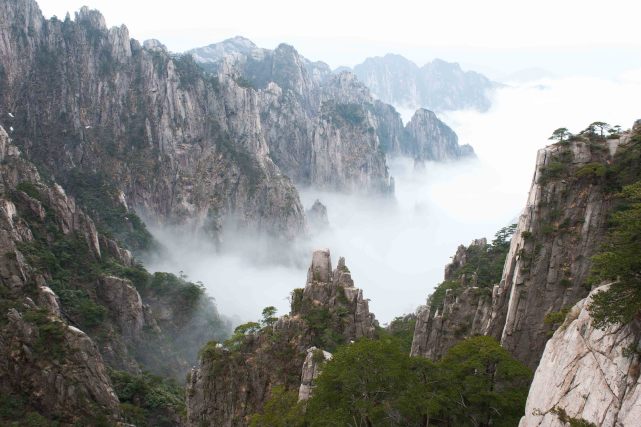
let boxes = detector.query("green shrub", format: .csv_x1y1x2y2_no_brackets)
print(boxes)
386,315,417,353
0,393,56,426
429,280,461,312
63,170,156,253
559,278,572,287
544,306,571,330
575,163,606,179
173,54,203,89
110,370,185,427
249,385,305,427
302,336,530,427
15,181,42,200
301,307,345,351
290,288,304,313
589,181,641,328
23,309,67,360
234,76,255,89
551,406,597,427
311,348,326,364
322,102,367,126
56,289,107,329
539,161,566,184
429,225,516,312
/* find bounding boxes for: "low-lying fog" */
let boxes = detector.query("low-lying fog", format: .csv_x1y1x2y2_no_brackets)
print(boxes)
146,73,641,325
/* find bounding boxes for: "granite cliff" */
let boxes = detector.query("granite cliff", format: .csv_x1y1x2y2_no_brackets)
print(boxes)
0,0,306,242
412,122,639,369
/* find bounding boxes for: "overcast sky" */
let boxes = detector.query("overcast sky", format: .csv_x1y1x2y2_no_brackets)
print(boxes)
36,0,641,78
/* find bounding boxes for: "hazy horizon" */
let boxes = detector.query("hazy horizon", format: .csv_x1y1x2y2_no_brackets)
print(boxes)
36,0,641,80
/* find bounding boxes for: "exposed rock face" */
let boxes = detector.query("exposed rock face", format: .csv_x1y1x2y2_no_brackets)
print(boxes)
0,309,121,423
411,286,493,360
0,126,121,422
97,276,145,340
0,125,229,421
186,316,308,427
298,346,332,401
351,54,496,112
191,37,331,90
298,252,378,340
186,249,377,426
519,285,641,427
404,109,475,161
411,238,494,360
192,39,393,193
412,129,637,369
486,135,625,368
0,0,306,240
190,38,475,189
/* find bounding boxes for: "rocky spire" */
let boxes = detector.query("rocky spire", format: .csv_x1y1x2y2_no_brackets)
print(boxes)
187,249,378,426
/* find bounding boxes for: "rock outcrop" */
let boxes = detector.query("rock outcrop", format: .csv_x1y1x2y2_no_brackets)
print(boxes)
412,125,638,369
404,108,475,161
0,308,121,423
298,346,332,401
411,237,499,360
519,284,641,427
186,249,377,426
97,276,145,340
351,54,496,112
191,38,394,193
0,126,121,422
0,125,230,422
0,0,306,240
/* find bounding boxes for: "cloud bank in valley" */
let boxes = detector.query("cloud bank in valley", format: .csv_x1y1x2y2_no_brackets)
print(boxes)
145,71,641,325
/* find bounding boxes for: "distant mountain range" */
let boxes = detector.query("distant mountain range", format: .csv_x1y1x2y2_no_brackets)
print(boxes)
189,40,497,114
346,53,498,112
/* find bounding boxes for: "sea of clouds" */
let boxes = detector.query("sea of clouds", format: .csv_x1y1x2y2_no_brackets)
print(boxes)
147,71,641,325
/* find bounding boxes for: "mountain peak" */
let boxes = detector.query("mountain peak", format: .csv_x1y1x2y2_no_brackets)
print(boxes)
75,6,107,30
